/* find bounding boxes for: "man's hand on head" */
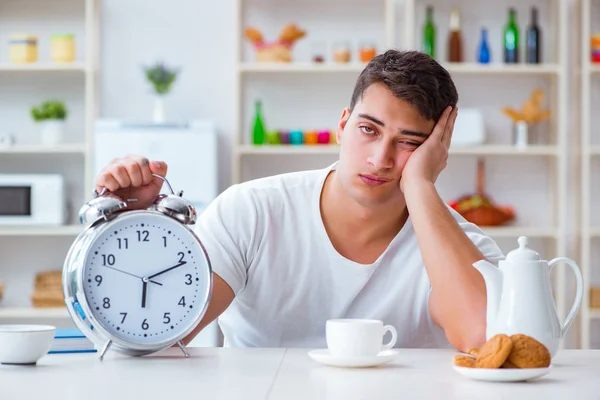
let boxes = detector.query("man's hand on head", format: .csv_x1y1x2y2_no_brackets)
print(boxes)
399,106,458,193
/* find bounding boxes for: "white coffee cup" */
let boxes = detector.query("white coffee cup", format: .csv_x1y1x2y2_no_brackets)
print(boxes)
326,319,397,358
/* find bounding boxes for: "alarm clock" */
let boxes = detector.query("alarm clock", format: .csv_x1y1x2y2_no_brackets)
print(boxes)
62,174,213,360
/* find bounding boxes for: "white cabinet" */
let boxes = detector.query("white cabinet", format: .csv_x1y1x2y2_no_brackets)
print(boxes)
93,120,219,213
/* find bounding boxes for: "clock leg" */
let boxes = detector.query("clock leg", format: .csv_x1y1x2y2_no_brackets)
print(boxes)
99,340,113,361
177,340,190,358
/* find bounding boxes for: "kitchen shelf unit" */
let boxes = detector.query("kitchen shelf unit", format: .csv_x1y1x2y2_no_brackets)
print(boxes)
0,0,100,325
232,0,571,333
579,0,600,349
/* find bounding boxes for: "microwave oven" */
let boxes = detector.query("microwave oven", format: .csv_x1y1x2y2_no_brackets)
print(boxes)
0,174,66,225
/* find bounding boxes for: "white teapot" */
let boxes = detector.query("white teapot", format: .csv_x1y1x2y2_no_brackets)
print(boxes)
473,236,583,357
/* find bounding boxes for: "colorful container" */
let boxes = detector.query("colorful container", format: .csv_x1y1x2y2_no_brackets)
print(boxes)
318,130,331,144
266,130,280,145
279,131,291,144
290,130,303,145
51,34,75,63
591,34,600,63
304,130,318,145
9,34,38,63
359,42,377,63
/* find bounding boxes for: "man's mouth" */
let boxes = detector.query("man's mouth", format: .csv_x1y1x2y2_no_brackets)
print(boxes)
359,174,392,186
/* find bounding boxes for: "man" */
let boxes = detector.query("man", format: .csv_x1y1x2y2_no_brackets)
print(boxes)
95,50,504,352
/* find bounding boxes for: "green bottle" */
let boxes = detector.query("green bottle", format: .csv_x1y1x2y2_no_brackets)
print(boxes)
423,6,436,58
504,8,519,63
252,100,266,145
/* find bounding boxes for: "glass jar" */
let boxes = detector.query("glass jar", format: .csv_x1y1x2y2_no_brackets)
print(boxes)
332,41,351,63
311,40,327,63
9,34,38,63
359,41,377,63
51,34,75,63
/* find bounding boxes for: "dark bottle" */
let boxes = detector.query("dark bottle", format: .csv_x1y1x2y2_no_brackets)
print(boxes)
448,8,463,62
423,6,436,58
526,7,541,63
504,8,520,63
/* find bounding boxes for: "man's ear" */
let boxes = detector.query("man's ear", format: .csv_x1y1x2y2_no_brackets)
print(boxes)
336,108,351,144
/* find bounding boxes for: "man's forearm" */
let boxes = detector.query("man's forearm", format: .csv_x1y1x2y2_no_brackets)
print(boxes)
403,179,487,351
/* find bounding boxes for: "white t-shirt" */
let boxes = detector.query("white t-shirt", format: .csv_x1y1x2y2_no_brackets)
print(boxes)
193,162,504,348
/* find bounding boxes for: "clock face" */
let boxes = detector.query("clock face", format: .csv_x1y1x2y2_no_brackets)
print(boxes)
82,211,211,346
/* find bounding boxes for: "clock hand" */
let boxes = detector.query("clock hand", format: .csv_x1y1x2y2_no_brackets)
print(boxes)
141,280,148,308
104,265,163,286
148,261,187,280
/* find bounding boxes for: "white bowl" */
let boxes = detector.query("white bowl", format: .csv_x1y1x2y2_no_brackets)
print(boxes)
0,325,56,365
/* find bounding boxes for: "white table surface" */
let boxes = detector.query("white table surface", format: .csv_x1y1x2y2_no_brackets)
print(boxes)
3,347,600,399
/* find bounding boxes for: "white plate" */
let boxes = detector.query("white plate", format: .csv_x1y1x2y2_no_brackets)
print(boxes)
453,364,552,382
308,349,399,368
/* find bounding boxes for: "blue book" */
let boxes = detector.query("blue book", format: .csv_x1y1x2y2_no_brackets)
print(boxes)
49,328,97,354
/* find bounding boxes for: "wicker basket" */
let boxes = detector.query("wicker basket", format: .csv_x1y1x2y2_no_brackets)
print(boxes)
460,206,514,226
31,270,63,308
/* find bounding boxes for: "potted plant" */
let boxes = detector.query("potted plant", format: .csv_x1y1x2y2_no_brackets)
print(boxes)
30,100,68,145
143,62,179,123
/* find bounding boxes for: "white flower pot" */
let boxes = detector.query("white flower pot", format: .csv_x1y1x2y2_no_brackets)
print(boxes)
153,96,166,123
39,120,65,145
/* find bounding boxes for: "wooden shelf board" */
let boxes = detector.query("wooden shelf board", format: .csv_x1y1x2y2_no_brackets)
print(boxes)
239,62,367,73
481,226,558,238
587,309,600,319
0,225,83,236
0,143,86,154
0,307,69,318
237,144,558,156
0,62,86,72
589,228,600,237
443,63,560,75
239,62,560,75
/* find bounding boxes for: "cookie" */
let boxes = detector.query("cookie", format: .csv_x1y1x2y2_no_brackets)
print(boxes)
467,348,479,358
454,354,476,368
474,334,513,369
507,334,551,368
501,359,520,369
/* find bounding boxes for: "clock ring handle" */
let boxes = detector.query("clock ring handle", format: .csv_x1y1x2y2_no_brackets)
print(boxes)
150,174,175,195
93,173,176,198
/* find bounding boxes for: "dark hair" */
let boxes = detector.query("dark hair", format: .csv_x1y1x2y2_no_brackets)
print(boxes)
349,49,458,122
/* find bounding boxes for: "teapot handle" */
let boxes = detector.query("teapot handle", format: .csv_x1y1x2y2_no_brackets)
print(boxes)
549,257,584,337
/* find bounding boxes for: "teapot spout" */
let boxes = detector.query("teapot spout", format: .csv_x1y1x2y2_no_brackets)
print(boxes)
472,260,503,336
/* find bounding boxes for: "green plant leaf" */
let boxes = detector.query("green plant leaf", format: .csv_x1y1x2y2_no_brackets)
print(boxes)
143,62,179,95
30,100,68,121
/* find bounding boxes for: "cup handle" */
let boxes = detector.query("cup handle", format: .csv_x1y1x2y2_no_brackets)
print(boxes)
549,257,584,337
381,325,397,350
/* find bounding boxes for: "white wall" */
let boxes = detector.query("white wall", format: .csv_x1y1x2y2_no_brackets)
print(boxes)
100,0,237,191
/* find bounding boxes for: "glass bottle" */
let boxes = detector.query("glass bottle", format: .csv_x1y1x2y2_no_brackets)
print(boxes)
252,100,266,145
526,7,541,63
448,8,463,62
423,6,436,59
477,28,491,64
504,8,520,63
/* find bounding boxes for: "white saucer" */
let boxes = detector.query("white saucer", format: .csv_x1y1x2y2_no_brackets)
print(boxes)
453,364,552,382
308,349,399,368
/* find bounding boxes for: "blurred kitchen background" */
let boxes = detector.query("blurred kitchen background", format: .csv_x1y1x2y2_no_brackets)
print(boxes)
0,0,598,349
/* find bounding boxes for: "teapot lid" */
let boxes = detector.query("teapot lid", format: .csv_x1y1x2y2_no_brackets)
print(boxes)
506,236,541,262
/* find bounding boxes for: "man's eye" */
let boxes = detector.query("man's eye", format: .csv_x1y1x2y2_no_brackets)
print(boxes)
360,126,375,134
399,141,420,147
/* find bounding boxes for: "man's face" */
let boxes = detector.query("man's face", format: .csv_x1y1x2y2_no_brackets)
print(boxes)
335,83,436,208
